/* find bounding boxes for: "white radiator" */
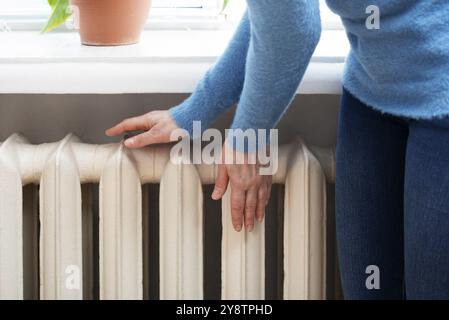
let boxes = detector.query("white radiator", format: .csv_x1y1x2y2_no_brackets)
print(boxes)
0,133,335,300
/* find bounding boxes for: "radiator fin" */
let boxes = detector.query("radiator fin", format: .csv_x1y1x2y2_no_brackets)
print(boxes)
159,161,203,299
39,134,83,299
0,134,26,299
99,145,143,299
283,141,327,299
221,191,265,300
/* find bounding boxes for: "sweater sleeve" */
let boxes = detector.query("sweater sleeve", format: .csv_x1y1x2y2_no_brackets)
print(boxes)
169,12,251,139
231,0,321,134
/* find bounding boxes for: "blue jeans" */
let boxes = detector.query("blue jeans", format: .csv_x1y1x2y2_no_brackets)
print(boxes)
336,89,449,300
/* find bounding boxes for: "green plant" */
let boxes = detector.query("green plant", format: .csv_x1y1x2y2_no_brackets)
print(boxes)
42,0,71,32
222,0,230,12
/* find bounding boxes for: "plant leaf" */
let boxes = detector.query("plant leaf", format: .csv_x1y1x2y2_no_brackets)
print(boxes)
221,0,230,13
48,0,58,9
42,0,71,33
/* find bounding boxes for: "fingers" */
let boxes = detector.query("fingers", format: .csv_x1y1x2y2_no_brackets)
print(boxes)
245,188,257,232
230,185,245,232
212,164,229,200
105,115,152,137
124,127,169,148
256,184,268,223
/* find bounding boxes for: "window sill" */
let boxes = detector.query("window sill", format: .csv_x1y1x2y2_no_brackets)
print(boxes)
0,29,349,94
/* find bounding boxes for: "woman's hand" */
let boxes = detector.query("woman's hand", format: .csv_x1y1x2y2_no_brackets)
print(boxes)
105,110,182,148
106,112,272,232
212,140,272,232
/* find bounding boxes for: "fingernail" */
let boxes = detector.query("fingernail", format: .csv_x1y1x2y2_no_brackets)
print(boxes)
211,189,219,200
235,224,242,232
257,216,263,222
124,138,134,147
247,224,254,232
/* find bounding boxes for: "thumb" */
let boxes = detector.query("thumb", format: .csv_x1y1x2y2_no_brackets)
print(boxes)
212,164,229,200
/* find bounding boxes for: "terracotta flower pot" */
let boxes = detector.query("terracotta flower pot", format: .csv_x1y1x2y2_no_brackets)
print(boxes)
71,0,152,46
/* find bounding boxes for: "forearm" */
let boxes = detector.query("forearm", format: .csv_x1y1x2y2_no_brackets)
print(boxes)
231,0,321,134
170,12,250,138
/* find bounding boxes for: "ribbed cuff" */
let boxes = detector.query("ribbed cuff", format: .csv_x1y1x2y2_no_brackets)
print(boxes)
226,127,273,153
169,96,216,140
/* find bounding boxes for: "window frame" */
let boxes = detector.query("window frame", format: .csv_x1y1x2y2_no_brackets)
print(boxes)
0,0,342,32
0,0,226,31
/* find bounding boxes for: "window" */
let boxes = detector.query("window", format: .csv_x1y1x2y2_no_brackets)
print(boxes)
0,0,225,31
0,0,342,31
319,0,343,30
0,0,222,14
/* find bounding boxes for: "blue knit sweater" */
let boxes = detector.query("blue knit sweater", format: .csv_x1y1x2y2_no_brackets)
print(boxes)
170,0,449,139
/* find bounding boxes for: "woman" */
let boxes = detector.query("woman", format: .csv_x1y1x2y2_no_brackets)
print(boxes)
106,0,449,299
